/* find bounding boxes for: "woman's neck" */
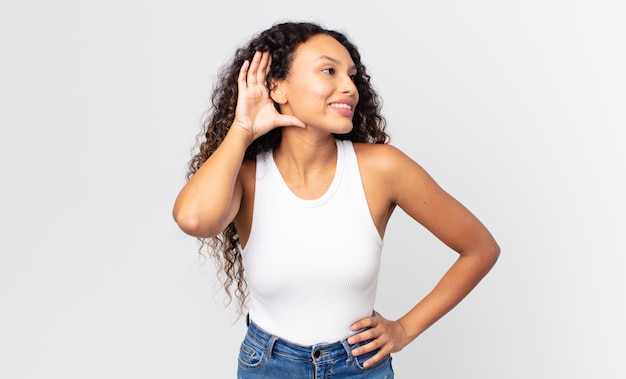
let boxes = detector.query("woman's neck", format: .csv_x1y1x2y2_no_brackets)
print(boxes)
272,129,338,196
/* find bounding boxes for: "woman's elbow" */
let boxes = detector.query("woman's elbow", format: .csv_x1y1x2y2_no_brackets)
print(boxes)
485,240,501,268
172,207,222,238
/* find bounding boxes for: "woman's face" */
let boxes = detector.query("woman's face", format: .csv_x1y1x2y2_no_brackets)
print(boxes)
272,34,359,134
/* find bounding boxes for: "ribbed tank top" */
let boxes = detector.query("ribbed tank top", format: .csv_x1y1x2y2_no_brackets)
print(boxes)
242,139,383,345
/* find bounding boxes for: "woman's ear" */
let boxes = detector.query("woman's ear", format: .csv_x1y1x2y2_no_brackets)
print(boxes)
270,82,287,104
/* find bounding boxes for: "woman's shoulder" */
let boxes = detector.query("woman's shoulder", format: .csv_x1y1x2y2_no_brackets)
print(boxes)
352,142,430,185
352,141,400,153
352,142,409,169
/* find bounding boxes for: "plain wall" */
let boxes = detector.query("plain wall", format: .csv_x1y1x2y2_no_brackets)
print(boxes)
1,1,624,378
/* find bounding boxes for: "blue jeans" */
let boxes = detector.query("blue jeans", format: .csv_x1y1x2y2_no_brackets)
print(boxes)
237,316,394,378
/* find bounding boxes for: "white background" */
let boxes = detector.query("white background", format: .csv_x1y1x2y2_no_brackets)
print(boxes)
1,1,624,378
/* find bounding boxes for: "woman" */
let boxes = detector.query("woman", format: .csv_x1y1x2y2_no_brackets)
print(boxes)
173,21,499,378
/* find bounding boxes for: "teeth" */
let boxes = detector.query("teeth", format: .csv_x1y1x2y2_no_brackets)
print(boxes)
331,103,352,110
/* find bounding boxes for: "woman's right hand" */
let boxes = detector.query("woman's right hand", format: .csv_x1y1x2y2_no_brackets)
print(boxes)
233,51,306,142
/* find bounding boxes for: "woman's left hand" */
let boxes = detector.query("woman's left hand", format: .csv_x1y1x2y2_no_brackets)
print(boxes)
347,312,409,368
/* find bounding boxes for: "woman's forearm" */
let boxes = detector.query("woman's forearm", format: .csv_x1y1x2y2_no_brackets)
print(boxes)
398,244,500,343
172,125,252,237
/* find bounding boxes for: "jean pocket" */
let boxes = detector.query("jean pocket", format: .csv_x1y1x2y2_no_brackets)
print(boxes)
352,340,392,371
237,336,266,369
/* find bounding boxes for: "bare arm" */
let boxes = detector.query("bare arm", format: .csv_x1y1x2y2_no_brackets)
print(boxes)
349,145,500,366
392,147,500,342
172,126,251,237
172,51,305,237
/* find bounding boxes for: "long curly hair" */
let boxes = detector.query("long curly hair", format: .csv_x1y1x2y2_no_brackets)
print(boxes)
186,21,389,315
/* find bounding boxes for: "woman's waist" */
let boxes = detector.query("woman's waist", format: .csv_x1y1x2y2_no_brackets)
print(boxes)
246,304,374,346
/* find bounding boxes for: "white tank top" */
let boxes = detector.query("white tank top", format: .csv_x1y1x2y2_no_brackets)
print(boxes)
242,139,383,345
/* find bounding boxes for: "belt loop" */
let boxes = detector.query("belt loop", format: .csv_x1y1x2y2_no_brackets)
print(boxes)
266,336,278,360
340,339,354,364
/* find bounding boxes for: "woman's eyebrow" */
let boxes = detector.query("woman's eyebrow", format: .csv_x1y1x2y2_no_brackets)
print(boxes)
317,55,357,71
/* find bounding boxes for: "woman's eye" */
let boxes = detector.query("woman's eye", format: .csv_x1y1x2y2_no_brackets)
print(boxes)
322,68,335,75
350,75,357,82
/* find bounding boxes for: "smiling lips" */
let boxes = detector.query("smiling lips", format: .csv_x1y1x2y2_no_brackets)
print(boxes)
330,102,354,116
330,103,352,110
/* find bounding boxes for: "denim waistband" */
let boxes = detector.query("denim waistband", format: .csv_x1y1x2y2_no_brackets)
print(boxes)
245,314,363,363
